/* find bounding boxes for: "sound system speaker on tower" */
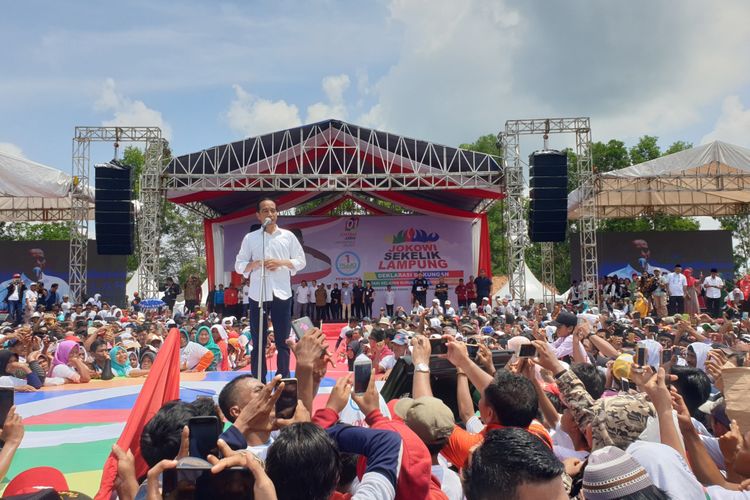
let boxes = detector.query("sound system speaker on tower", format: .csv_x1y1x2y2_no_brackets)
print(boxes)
95,162,135,255
528,150,568,243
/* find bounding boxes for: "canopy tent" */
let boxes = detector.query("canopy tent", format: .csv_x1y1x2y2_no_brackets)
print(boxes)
165,119,504,288
493,262,563,303
0,150,94,222
568,140,750,219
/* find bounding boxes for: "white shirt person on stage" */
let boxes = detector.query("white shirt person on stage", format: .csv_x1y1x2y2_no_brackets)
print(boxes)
233,198,306,379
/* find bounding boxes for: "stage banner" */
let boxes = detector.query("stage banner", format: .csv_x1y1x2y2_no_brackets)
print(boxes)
222,216,474,310
570,230,734,281
0,241,127,307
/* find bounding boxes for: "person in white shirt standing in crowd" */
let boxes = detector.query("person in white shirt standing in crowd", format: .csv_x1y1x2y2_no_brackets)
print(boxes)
307,280,317,319
702,268,724,318
294,280,309,319
666,264,688,315
651,269,668,318
241,278,251,318
235,198,306,380
384,284,395,318
24,283,38,323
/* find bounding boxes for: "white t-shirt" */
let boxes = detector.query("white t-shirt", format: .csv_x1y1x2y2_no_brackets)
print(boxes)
339,325,353,339
61,301,72,314
24,290,37,308
0,375,28,388
379,354,396,372
307,285,316,303
51,363,81,382
431,464,463,500
7,287,19,302
385,290,395,306
295,285,309,304
702,276,724,299
666,272,687,297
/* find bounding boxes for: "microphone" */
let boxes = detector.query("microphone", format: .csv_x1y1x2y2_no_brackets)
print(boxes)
261,217,273,229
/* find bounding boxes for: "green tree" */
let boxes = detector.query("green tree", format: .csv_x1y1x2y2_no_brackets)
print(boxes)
664,141,693,155
0,222,71,240
718,215,750,272
629,135,661,165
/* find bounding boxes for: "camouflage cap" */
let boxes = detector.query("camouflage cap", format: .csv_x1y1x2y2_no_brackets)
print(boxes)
590,394,655,451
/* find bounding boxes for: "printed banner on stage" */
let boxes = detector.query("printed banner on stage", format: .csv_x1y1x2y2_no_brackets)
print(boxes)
222,216,474,309
570,230,734,281
0,241,127,307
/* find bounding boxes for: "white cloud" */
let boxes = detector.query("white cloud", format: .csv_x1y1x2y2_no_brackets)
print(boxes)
94,78,173,140
359,0,750,146
226,84,303,137
701,96,750,147
306,74,351,123
0,142,24,158
227,74,357,136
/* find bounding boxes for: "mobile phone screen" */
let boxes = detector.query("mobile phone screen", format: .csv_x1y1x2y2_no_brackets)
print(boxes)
518,344,537,358
275,378,298,419
662,348,672,364
188,416,221,460
621,378,630,392
163,463,254,499
467,344,479,358
636,347,647,366
0,388,13,427
354,360,372,394
429,338,447,355
292,317,315,339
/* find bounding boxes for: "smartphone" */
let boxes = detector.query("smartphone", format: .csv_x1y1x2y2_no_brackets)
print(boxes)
662,347,672,364
162,457,254,499
518,344,537,358
275,378,298,420
353,355,372,395
0,388,13,427
291,316,315,339
636,347,647,367
621,378,631,392
429,337,448,355
188,416,222,460
467,344,479,358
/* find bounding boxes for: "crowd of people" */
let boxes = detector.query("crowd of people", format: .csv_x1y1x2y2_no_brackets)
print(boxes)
1,262,750,499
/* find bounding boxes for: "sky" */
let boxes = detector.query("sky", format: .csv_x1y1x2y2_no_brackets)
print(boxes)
2,0,750,175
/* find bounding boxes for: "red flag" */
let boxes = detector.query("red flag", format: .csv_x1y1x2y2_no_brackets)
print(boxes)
95,328,181,499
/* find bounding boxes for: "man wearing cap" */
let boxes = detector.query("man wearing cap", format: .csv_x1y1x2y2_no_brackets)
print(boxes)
702,268,724,318
5,274,25,325
444,300,455,317
550,310,587,361
380,330,409,374
666,264,688,315
394,396,463,500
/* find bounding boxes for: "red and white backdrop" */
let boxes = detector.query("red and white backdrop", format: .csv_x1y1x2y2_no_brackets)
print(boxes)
206,212,487,311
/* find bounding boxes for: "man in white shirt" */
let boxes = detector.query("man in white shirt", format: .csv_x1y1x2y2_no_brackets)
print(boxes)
384,284,396,318
550,310,586,361
235,198,306,380
702,268,724,318
307,280,317,319
241,279,251,318
294,280,309,319
666,264,688,315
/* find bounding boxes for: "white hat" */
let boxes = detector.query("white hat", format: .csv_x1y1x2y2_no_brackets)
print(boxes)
444,300,451,305
432,298,440,304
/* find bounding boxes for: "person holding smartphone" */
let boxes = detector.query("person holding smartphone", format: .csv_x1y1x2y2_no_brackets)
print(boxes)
234,198,306,380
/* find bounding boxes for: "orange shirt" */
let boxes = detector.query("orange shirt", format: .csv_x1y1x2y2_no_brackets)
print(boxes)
441,420,552,469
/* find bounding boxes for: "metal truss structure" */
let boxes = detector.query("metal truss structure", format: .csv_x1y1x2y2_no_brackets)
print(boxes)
500,118,597,303
0,198,93,223
165,121,502,195
69,127,163,302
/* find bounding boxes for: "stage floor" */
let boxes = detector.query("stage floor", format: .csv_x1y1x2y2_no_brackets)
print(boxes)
3,323,352,495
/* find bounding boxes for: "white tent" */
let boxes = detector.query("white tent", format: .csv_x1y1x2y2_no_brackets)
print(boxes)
493,262,563,303
0,150,94,222
568,140,750,219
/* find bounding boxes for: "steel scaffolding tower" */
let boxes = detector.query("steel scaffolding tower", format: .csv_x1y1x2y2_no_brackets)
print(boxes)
69,127,164,302
500,118,598,304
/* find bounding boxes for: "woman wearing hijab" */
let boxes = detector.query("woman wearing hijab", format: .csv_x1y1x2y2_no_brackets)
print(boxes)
179,329,213,372
193,326,221,371
139,350,156,371
686,341,711,371
210,324,230,371
49,340,91,384
346,340,362,371
109,346,150,378
0,350,42,390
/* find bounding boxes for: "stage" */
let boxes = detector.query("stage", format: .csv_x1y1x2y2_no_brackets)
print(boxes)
2,324,352,495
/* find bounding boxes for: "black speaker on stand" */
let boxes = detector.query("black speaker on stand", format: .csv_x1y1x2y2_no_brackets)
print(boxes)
528,150,568,243
95,161,135,255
